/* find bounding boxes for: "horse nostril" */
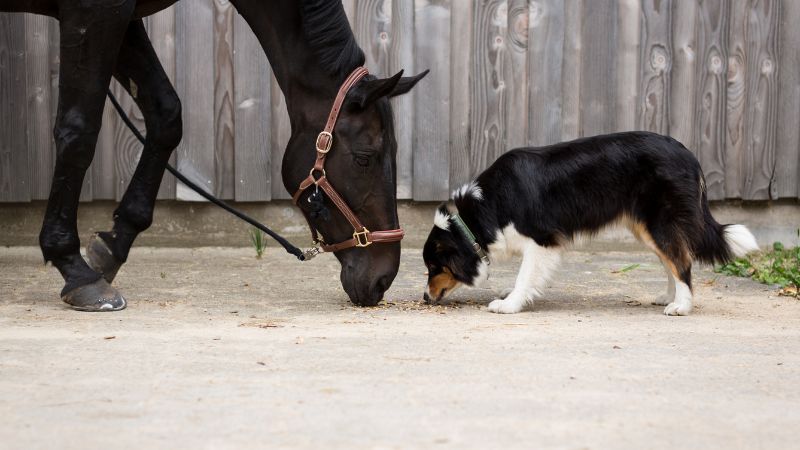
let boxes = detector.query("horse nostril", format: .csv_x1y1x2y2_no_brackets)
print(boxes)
423,292,431,303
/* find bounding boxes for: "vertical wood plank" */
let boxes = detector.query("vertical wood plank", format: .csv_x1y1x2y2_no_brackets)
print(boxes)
775,0,800,198
93,98,118,200
213,0,236,200
390,0,415,198
270,73,292,200
355,0,392,76
505,0,529,149
147,7,178,200
560,0,583,141
638,0,671,134
25,15,53,201
695,0,728,200
527,0,564,146
741,0,779,200
448,0,472,190
176,0,216,201
579,0,617,136
109,80,145,201
725,0,747,199
669,0,698,147
0,13,30,202
413,0,450,200
467,0,508,178
234,11,272,202
617,0,641,133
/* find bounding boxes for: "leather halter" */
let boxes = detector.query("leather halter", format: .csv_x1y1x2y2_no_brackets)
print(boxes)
292,67,405,256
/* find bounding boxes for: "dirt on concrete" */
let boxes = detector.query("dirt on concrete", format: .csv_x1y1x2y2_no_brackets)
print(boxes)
1,245,799,449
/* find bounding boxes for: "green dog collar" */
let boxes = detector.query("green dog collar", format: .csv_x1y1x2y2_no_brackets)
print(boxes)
451,213,490,265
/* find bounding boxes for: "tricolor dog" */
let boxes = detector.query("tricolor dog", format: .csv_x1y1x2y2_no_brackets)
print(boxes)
422,131,759,315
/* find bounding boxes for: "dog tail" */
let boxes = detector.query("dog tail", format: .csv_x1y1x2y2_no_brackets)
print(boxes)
692,177,759,265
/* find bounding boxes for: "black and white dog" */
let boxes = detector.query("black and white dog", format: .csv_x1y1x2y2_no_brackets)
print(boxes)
422,131,759,315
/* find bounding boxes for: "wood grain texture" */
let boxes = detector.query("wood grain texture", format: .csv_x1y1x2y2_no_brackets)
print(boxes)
616,0,640,133
233,11,272,202
741,0,779,200
5,2,800,203
355,0,392,76
270,72,292,200
448,0,472,190
669,0,698,148
467,0,509,178
579,0,617,137
0,13,30,202
560,0,583,141
175,0,216,201
775,0,800,198
413,0,450,200
695,0,729,200
213,0,235,200
146,7,177,200
25,15,53,201
638,0,671,133
505,0,528,149
725,0,747,199
528,0,564,146
389,0,415,198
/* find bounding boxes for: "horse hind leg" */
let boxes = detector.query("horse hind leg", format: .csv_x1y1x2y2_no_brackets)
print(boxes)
40,0,136,311
86,19,182,283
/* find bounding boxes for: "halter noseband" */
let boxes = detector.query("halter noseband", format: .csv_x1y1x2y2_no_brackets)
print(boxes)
292,67,404,259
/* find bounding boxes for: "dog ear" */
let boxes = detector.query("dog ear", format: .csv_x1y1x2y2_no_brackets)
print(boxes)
347,70,429,110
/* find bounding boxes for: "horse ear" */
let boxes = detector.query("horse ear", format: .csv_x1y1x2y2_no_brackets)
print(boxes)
347,69,429,109
388,69,429,98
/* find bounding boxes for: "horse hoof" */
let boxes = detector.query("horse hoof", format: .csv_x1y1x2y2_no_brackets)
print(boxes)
61,279,127,312
86,233,121,283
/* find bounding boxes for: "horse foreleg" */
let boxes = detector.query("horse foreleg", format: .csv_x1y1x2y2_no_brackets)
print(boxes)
85,19,182,283
41,0,136,311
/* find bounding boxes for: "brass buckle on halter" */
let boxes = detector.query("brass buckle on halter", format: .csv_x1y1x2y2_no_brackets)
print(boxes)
316,131,333,154
353,228,371,247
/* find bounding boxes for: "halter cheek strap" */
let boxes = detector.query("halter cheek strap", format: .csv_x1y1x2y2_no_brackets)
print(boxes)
292,67,405,257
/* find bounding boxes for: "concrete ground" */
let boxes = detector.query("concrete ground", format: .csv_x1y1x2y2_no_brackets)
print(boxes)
1,245,799,449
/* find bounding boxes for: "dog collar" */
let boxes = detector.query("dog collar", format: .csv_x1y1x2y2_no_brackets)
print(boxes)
451,213,491,266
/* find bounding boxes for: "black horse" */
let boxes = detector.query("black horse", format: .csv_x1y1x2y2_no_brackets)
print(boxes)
2,0,427,311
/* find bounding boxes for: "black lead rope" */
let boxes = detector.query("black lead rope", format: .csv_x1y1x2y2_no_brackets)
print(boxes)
106,90,307,261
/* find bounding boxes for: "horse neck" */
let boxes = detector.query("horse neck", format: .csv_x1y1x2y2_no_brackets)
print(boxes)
230,0,345,123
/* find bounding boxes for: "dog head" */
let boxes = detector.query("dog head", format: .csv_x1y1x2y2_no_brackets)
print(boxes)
422,204,489,304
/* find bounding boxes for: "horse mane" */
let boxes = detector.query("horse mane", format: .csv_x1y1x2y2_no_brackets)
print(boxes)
300,0,366,79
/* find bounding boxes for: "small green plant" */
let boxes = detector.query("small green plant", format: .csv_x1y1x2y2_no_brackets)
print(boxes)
249,227,267,259
716,241,800,297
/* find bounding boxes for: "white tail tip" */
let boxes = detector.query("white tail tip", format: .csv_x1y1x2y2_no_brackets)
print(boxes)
724,224,759,257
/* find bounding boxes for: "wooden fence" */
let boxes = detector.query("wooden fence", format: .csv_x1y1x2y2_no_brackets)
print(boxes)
1,0,799,203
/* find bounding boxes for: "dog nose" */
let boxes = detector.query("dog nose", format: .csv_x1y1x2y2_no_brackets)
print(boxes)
423,292,431,304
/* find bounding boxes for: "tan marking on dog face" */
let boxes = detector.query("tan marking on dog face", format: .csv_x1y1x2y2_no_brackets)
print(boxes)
427,267,461,302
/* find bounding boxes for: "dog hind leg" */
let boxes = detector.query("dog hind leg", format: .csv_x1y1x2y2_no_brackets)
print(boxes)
488,240,561,314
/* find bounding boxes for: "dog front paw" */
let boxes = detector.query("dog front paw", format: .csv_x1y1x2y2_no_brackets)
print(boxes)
664,301,692,316
487,298,525,314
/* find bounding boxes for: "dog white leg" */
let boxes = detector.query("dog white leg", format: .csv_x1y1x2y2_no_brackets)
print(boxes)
488,242,561,314
652,263,676,306
664,280,692,316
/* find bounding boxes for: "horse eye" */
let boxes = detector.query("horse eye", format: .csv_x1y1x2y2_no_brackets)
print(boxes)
353,154,371,167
